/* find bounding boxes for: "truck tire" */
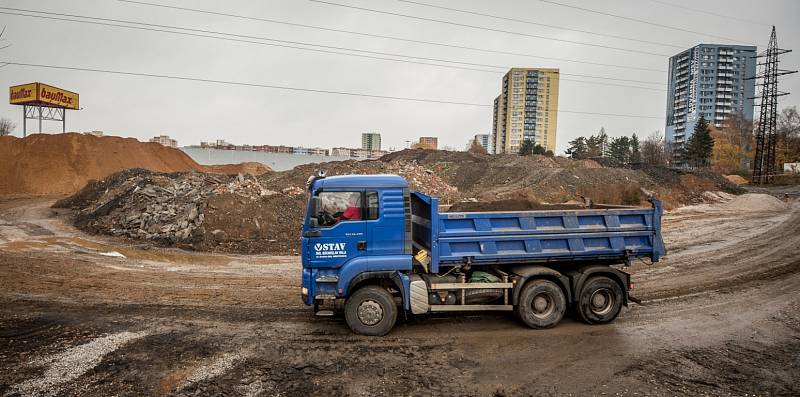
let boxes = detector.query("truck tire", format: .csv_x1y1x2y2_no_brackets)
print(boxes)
577,276,624,324
344,286,397,336
515,279,566,329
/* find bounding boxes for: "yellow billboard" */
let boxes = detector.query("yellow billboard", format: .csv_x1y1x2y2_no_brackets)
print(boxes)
9,83,80,110
9,83,37,105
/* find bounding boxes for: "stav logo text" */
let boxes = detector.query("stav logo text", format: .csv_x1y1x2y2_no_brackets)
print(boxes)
314,243,346,252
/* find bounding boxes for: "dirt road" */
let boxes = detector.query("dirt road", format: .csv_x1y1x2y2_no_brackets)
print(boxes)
1,192,799,396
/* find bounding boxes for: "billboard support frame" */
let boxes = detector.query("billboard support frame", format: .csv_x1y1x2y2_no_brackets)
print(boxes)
22,104,65,137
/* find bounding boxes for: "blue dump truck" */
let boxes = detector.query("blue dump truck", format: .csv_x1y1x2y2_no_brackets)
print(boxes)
301,173,666,335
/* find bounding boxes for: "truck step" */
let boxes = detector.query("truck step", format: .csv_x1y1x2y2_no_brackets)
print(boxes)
315,276,339,282
315,310,335,317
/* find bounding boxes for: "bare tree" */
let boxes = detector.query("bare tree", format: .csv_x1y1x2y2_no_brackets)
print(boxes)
778,106,800,163
0,118,16,136
467,139,488,154
641,131,667,166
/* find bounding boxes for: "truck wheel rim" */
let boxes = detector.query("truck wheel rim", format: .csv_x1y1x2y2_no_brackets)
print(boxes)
590,288,614,316
531,293,554,318
357,300,383,326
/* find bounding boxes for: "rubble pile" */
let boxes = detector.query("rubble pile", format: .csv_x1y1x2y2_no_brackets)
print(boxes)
59,170,224,244
56,149,744,255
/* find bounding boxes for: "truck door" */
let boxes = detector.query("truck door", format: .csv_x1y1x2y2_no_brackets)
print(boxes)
304,190,367,269
365,188,407,259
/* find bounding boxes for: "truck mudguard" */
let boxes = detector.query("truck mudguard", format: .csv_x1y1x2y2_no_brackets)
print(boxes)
510,265,573,304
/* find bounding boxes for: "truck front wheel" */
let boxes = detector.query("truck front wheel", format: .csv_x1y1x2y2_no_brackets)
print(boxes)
344,286,397,336
577,276,624,324
516,279,566,329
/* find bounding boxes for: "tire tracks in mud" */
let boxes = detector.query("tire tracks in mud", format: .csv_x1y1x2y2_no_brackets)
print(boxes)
634,204,800,302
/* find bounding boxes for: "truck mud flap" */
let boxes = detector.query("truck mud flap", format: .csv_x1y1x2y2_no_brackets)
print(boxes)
409,279,429,314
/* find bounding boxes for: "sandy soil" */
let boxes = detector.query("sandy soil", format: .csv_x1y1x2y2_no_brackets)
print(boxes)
1,191,799,396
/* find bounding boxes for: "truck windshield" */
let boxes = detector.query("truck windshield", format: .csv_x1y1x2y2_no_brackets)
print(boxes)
316,191,362,227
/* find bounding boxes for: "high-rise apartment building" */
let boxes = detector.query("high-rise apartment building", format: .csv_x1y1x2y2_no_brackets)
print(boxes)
492,68,559,154
361,132,381,151
665,44,756,152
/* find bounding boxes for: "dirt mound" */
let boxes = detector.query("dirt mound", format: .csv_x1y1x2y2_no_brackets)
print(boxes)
724,174,749,185
447,199,591,212
204,162,272,176
723,193,789,212
0,133,203,195
56,149,745,255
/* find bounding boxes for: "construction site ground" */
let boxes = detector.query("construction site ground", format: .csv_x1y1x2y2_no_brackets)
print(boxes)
1,188,799,396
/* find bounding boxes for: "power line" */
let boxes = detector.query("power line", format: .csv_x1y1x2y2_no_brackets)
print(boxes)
305,0,671,57
641,0,771,27
118,0,666,73
1,61,489,106
0,61,665,119
0,9,665,91
393,0,683,49
535,0,754,44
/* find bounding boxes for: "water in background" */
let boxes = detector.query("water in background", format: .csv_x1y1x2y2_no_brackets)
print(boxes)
181,147,351,171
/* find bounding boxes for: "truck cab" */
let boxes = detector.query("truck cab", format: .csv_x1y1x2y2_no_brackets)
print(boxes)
301,173,665,336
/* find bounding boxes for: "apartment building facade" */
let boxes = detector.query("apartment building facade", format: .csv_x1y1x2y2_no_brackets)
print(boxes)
361,132,381,151
149,135,178,148
665,44,757,151
492,68,559,154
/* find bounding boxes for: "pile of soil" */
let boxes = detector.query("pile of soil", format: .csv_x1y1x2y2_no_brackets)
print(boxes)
725,174,749,185
448,199,591,212
723,193,789,212
204,162,272,176
0,133,273,195
0,133,203,195
382,150,742,209
56,149,745,255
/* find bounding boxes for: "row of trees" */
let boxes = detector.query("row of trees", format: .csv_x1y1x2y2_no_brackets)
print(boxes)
565,121,716,167
563,106,799,174
565,128,641,164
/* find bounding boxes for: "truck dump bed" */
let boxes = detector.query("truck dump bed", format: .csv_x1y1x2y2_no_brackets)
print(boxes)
411,192,665,273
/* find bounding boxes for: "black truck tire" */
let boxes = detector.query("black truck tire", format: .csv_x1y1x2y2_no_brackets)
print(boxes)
577,276,624,324
344,286,397,336
515,279,566,329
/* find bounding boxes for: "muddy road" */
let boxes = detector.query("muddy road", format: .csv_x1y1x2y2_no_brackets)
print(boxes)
1,192,799,396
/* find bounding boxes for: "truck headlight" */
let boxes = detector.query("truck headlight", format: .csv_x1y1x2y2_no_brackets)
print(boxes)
301,287,308,296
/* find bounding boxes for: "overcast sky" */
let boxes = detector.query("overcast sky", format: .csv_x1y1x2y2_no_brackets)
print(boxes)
1,0,798,153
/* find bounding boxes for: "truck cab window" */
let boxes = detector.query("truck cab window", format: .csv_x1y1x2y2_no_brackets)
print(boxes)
317,191,362,227
366,191,379,220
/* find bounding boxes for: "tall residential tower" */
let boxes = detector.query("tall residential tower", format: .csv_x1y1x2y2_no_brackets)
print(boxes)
361,132,381,151
665,44,756,152
492,68,559,154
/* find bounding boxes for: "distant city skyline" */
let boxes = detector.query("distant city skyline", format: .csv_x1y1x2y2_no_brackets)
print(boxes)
1,0,797,154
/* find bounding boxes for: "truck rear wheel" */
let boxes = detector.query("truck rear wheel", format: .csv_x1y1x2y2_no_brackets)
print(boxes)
515,279,566,329
344,286,397,336
577,276,624,324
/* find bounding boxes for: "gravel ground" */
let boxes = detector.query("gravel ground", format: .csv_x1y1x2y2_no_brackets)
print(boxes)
1,190,799,396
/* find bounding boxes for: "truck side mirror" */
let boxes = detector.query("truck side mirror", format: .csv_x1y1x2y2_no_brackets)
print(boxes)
308,196,320,227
